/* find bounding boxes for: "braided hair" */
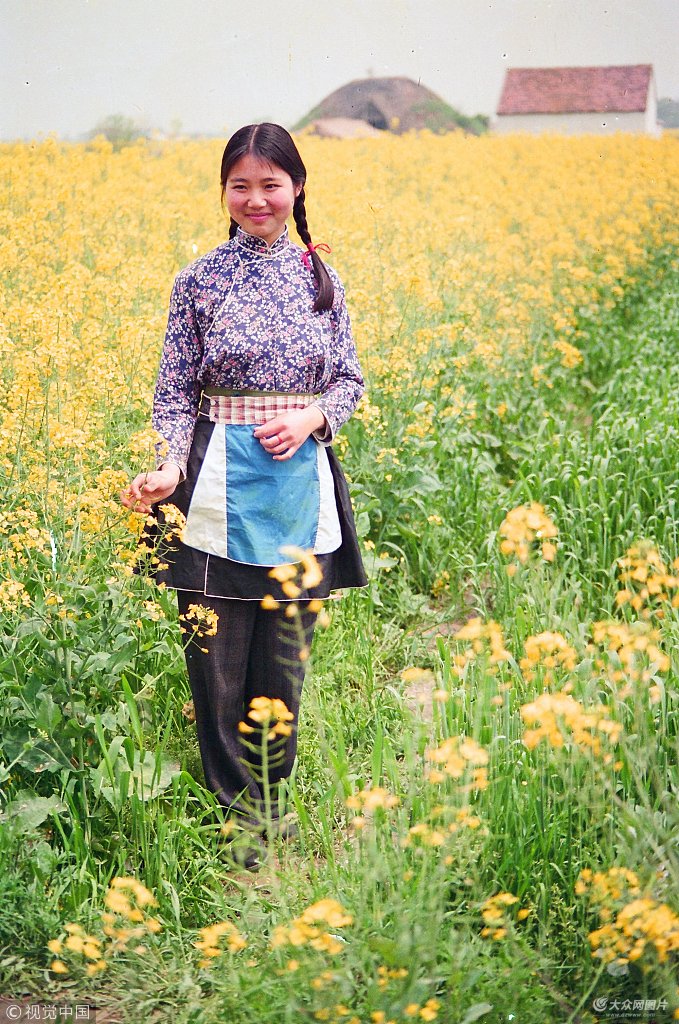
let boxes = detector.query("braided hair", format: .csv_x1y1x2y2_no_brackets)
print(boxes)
220,123,334,313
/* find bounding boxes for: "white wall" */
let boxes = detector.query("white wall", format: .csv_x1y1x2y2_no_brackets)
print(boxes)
645,72,658,134
493,110,657,135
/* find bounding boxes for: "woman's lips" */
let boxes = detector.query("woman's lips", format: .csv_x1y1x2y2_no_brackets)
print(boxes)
247,213,270,221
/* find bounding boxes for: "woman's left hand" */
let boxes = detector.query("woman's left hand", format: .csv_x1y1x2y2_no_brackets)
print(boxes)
254,406,327,460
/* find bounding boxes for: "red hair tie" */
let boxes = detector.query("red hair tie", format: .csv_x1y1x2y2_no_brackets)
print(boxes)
301,241,332,271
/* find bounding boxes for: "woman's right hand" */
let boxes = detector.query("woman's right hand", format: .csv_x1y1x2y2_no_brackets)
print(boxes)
120,464,182,514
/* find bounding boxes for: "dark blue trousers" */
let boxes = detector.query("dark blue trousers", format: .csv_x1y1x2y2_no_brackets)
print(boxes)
177,590,316,826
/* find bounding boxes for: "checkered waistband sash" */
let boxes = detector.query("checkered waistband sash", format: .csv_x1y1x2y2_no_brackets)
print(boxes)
199,389,316,425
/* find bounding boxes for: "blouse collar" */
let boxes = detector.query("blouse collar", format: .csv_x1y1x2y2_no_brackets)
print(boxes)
235,225,290,257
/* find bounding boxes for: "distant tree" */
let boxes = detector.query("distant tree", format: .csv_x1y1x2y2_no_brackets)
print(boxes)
87,114,144,149
658,98,679,129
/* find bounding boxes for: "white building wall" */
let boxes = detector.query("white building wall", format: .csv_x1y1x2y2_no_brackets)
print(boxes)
645,73,659,134
494,110,650,135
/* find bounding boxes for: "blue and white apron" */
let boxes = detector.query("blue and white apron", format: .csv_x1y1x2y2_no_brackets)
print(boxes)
182,389,342,567
142,389,367,601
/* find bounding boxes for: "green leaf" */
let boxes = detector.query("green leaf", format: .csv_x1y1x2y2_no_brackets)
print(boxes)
478,431,503,448
160,879,182,927
132,751,182,800
98,711,118,732
121,676,143,745
401,467,442,495
35,694,62,734
362,552,398,578
4,790,65,833
356,511,371,537
123,736,136,771
366,935,410,967
1,727,71,773
20,746,66,773
371,724,383,786
460,1003,493,1024
22,677,45,704
90,749,180,806
30,839,57,880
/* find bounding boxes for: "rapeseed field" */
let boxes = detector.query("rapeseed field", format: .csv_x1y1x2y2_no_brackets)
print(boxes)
1,131,679,1022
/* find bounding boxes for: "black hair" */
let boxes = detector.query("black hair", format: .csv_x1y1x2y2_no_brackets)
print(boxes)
220,123,334,313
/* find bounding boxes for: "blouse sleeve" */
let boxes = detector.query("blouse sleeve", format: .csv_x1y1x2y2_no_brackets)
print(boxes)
152,272,203,478
312,275,364,444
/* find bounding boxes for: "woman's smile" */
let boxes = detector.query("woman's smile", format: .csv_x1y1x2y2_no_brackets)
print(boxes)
224,152,302,246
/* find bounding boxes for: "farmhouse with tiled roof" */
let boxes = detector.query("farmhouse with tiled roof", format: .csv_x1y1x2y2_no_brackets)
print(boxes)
494,65,659,135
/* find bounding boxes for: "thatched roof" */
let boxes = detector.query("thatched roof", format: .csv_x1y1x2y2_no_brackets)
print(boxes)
295,77,488,136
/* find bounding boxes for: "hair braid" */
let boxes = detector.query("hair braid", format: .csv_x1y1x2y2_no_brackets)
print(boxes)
228,217,239,239
293,189,311,246
293,191,334,313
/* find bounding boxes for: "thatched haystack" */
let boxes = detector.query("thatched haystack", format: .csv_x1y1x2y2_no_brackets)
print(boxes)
294,77,488,136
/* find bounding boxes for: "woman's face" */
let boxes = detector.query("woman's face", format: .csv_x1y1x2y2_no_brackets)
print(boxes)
225,154,302,246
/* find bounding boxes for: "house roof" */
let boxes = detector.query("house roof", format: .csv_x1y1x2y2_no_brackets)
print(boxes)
497,65,652,116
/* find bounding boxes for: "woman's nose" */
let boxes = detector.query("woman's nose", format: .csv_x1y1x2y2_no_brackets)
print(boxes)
248,193,267,208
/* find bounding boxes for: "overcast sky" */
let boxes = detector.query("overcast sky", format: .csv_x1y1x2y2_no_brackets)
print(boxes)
1,0,678,140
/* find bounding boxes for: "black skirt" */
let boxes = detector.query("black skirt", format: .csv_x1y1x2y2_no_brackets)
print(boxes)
139,414,368,601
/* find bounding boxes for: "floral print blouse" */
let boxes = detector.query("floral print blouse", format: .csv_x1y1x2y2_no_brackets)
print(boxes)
152,226,364,476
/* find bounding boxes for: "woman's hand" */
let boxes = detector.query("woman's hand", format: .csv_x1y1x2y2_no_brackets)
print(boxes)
253,406,327,461
120,464,182,514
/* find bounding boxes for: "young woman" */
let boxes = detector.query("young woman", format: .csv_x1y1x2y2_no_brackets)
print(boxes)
121,123,366,852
